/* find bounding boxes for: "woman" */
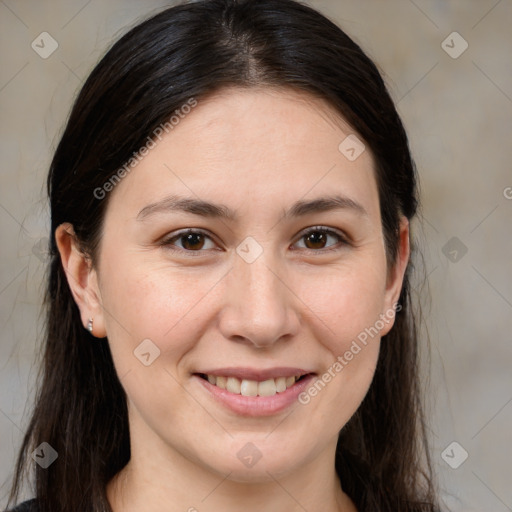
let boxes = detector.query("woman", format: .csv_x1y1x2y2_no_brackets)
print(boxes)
7,0,440,510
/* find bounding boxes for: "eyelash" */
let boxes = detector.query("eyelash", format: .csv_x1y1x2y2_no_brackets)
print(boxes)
159,226,349,256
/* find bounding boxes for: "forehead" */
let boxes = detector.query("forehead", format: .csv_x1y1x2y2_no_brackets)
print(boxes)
105,86,380,222
180,86,359,157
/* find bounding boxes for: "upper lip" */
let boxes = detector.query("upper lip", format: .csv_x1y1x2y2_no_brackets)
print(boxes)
195,367,315,381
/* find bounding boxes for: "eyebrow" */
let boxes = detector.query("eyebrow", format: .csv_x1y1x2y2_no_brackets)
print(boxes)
136,194,368,221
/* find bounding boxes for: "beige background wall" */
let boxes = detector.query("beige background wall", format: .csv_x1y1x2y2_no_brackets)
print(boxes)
1,0,511,510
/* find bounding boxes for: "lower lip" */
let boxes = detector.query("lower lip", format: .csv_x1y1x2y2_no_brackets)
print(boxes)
193,374,316,417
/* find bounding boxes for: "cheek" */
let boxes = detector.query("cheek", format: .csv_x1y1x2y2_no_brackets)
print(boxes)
298,259,388,352
97,260,223,431
98,255,226,372
294,261,386,419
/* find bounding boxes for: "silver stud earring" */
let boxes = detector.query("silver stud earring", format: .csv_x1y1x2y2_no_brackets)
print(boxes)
86,318,93,334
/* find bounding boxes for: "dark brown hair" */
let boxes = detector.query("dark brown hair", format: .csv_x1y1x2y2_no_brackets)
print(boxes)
8,0,439,510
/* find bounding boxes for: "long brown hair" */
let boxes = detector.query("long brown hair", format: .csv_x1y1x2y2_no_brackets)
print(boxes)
8,0,440,510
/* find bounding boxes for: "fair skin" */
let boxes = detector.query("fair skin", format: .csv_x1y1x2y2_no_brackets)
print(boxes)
56,87,409,512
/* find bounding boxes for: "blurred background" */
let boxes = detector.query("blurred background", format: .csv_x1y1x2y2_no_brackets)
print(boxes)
0,1,511,510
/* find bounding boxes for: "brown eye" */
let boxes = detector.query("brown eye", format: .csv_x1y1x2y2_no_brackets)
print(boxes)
304,231,328,249
161,229,217,253
294,227,347,252
180,232,206,250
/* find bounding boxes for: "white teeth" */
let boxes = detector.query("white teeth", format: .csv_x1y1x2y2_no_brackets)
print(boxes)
286,376,296,387
275,377,287,393
216,376,227,390
240,379,258,396
258,379,277,396
226,377,241,394
205,374,302,396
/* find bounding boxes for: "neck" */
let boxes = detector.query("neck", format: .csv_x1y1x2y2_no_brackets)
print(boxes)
107,421,357,512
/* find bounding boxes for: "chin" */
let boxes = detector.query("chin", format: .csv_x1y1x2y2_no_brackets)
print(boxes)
209,458,297,484
200,435,309,482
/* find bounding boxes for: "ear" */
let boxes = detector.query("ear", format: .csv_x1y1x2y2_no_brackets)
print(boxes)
380,216,410,336
55,223,107,338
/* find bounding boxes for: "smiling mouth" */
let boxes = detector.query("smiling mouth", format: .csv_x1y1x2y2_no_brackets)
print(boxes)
196,373,311,397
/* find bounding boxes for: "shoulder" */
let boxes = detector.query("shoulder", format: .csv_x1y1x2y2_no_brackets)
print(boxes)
4,499,38,512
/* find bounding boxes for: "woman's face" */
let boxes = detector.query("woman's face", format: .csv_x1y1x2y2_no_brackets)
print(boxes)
75,88,408,482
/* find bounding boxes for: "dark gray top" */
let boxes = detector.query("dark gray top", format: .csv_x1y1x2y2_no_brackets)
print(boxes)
5,499,38,512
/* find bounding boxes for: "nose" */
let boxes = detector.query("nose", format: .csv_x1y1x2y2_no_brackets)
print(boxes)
217,249,300,349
